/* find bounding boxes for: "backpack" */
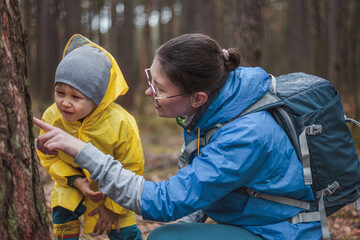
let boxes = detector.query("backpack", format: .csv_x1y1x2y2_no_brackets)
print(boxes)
178,72,360,240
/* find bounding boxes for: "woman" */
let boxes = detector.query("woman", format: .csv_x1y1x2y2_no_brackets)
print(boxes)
35,33,322,240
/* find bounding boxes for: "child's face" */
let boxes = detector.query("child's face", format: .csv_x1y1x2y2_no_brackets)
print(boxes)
55,83,96,122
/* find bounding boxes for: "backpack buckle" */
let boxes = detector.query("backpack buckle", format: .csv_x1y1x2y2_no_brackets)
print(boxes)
305,124,322,135
324,181,340,196
354,199,360,211
247,189,260,198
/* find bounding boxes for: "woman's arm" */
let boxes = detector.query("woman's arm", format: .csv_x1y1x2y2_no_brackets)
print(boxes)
34,117,86,157
74,143,144,214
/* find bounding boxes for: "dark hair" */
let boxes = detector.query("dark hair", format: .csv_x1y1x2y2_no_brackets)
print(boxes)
155,33,241,96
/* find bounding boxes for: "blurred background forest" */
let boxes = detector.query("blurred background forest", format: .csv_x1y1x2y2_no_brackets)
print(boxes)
17,0,360,239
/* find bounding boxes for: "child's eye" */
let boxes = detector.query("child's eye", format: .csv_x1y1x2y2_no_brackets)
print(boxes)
56,91,64,95
73,95,81,99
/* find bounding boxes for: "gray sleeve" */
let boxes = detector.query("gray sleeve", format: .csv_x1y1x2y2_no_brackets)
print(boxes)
177,210,208,223
74,143,144,215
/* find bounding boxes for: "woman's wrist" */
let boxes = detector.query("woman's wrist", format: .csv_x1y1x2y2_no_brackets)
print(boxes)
67,138,87,158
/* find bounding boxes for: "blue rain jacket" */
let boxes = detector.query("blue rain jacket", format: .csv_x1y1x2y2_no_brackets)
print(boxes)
141,67,322,239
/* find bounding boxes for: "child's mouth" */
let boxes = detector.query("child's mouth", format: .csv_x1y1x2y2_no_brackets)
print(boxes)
62,110,73,115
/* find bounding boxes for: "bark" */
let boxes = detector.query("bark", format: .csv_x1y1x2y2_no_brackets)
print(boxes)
109,0,118,55
167,0,177,40
138,0,152,112
117,0,136,110
0,0,51,239
312,0,327,77
36,0,60,101
233,0,264,67
197,0,215,37
327,0,342,88
63,0,81,41
181,0,197,34
289,0,311,73
158,0,165,45
351,0,360,123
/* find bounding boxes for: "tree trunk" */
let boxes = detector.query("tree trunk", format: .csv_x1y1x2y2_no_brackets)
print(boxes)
0,0,51,239
327,0,342,88
63,0,81,41
350,0,360,125
197,0,215,37
167,0,178,41
233,0,264,67
312,0,327,78
289,0,311,73
36,0,60,102
157,0,165,45
116,0,135,110
109,0,118,55
181,0,197,34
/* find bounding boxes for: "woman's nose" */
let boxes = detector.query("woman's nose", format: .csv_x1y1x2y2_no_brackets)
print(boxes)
145,87,152,97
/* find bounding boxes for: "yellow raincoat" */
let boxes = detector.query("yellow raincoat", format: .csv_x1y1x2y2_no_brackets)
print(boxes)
37,34,144,233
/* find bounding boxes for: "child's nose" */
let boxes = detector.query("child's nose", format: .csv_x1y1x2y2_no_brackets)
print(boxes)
62,99,72,107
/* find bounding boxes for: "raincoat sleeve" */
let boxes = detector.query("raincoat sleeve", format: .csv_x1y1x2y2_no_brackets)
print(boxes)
103,118,145,215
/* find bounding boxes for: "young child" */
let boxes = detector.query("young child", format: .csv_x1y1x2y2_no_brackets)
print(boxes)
37,34,144,240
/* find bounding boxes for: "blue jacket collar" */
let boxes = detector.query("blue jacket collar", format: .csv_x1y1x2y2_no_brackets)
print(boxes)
179,67,270,134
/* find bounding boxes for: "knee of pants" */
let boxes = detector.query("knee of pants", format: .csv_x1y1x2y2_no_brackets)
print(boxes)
52,202,87,224
108,224,142,240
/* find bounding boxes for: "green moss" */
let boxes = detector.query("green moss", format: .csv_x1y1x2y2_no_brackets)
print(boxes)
10,134,20,150
7,171,12,182
6,107,13,115
6,204,18,240
0,40,3,49
0,186,5,216
24,78,29,87
41,202,49,223
22,165,31,177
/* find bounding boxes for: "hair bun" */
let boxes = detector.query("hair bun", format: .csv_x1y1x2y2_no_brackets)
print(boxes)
222,49,230,61
223,48,241,72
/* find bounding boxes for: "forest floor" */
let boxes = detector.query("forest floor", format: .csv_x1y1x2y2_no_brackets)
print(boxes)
35,108,360,239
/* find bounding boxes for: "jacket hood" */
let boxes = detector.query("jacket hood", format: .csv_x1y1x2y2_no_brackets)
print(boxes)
60,34,128,124
55,45,111,106
196,67,270,132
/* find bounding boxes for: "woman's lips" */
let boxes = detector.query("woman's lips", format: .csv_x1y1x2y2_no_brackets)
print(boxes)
154,102,160,110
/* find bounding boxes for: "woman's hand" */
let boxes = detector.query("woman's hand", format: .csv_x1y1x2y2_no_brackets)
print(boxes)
89,205,120,235
33,117,86,157
73,177,105,202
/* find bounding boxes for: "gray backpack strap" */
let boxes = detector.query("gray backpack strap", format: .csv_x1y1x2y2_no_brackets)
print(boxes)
289,182,339,240
247,189,310,211
299,124,323,185
239,92,280,117
179,137,205,168
178,123,224,169
290,211,320,224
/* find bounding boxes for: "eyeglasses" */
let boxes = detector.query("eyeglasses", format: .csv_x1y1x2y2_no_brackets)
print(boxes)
145,68,184,104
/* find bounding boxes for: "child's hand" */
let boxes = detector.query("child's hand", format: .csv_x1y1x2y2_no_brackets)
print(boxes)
73,177,105,202
89,205,120,235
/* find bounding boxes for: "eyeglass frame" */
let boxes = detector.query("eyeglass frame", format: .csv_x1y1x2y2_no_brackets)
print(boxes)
145,68,185,104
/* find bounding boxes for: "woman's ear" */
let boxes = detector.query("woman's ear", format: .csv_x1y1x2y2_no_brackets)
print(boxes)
191,92,208,109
